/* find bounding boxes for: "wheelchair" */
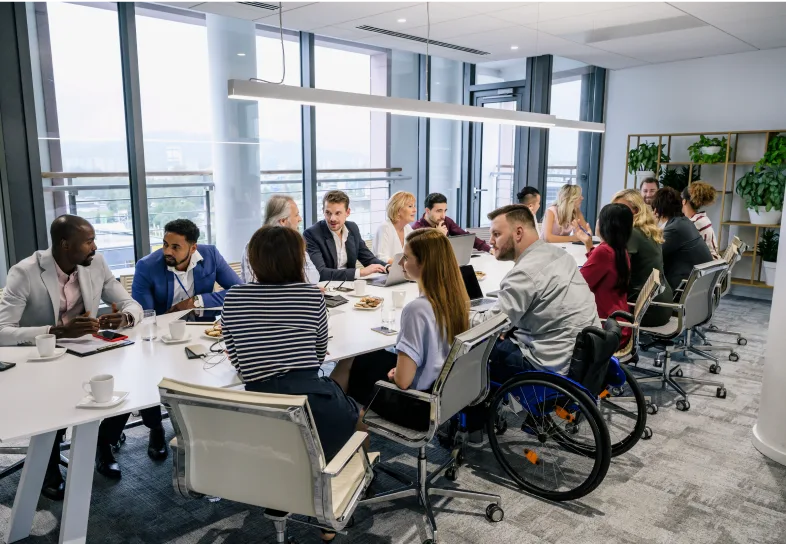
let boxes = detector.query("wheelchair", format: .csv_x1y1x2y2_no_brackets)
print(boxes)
440,318,651,502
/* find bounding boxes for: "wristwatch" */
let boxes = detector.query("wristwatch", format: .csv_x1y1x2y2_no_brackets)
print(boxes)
193,295,204,308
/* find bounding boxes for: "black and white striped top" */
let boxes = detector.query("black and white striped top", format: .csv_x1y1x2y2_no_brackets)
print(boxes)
221,283,328,382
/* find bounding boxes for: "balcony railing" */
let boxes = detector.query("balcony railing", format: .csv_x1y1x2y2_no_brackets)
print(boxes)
491,165,578,206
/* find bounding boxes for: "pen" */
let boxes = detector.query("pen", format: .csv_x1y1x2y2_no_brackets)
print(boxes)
578,223,591,237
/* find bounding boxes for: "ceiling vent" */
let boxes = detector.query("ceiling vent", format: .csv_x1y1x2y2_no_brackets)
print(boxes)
238,2,280,11
356,25,490,56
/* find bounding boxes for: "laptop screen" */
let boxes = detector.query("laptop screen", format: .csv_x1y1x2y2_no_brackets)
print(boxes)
459,265,484,300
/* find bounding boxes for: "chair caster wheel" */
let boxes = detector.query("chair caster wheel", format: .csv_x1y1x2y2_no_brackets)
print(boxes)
716,387,727,399
486,504,504,522
709,364,721,374
345,516,355,529
445,467,458,482
642,427,653,440
610,387,623,396
646,403,659,415
494,419,508,435
673,369,684,378
423,539,435,544
729,352,739,362
653,358,663,368
676,399,690,412
737,337,747,346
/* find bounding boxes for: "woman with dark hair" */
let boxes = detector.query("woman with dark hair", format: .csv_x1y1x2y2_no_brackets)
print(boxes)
682,182,719,258
651,187,713,291
574,204,634,346
220,225,360,464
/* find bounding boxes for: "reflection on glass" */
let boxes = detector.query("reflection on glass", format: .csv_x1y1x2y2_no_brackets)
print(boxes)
479,102,517,226
546,79,582,207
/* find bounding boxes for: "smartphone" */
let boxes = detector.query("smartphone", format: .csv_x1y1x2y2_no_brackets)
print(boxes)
93,330,129,342
334,286,353,293
0,361,16,371
371,326,399,336
185,345,208,359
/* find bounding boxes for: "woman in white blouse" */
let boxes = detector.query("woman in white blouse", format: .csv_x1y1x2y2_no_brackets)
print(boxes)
373,191,416,263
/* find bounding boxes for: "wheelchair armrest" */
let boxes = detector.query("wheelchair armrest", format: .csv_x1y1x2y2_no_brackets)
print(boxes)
323,431,369,476
649,301,683,310
372,380,435,402
608,310,634,322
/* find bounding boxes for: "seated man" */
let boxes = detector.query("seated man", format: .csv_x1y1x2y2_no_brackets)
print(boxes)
412,192,491,252
470,204,600,381
0,215,143,499
304,190,388,281
517,187,542,235
132,218,240,460
639,177,659,207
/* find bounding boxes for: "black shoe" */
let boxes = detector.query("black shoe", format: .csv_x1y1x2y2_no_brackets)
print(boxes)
41,467,65,501
95,442,122,480
147,426,168,461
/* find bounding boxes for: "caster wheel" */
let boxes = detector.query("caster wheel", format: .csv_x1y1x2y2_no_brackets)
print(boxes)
486,504,504,523
716,387,727,399
709,364,721,374
642,427,653,440
610,387,623,396
729,353,739,362
673,369,684,378
676,399,690,412
495,419,508,435
708,325,719,332
738,337,747,346
653,358,663,368
423,540,435,544
287,537,297,544
565,422,580,435
345,516,355,529
647,403,659,415
445,467,458,482
456,451,465,467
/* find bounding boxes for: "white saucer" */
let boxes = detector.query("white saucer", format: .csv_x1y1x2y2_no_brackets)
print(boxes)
76,391,129,409
161,334,192,345
348,292,369,298
28,347,67,362
353,299,384,311
202,333,224,342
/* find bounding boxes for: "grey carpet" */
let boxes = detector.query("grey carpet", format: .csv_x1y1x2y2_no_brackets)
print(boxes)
2,295,786,543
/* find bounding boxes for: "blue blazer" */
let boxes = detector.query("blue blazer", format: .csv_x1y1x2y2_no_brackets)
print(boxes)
132,245,241,315
304,220,385,281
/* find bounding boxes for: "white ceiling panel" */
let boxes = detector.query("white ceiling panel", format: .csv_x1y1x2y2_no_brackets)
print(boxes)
672,2,786,24
531,3,685,35
189,2,280,20
404,15,519,41
714,14,786,50
329,3,477,32
255,2,419,29
548,43,648,69
157,2,204,8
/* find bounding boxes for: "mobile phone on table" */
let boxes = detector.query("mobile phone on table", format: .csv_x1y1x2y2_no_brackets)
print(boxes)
371,326,398,336
185,345,208,359
0,361,16,371
93,330,129,342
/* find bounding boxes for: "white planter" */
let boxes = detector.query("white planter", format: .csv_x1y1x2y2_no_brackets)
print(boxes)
700,146,722,155
749,207,783,226
763,260,777,287
636,170,656,182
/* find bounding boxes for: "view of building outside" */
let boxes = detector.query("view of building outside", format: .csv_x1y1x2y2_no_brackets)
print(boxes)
546,79,582,207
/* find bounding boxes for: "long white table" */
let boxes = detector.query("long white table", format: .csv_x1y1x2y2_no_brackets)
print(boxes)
0,243,587,544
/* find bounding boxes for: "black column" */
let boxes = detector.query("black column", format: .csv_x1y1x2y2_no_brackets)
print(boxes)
0,3,48,264
521,55,553,206
578,66,606,227
416,54,430,210
300,32,318,227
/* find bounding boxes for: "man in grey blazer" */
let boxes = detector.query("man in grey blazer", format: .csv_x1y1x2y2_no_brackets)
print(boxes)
0,215,143,500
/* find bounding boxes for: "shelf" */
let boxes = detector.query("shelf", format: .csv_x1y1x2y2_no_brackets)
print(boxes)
714,189,732,193
731,278,773,289
721,221,782,228
660,161,757,166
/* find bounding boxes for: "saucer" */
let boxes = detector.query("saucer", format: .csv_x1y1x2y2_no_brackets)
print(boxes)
76,391,129,409
348,292,369,298
28,347,67,362
161,334,192,345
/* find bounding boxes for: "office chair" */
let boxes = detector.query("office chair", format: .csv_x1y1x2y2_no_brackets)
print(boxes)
360,314,509,544
467,227,491,244
119,274,134,295
159,378,375,543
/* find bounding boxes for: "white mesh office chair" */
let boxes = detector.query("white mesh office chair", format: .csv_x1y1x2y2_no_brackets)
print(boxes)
467,227,491,245
159,378,376,543
360,314,509,544
119,275,134,295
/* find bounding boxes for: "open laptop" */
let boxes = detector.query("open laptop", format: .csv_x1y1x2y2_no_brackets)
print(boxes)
460,265,497,311
449,234,475,266
369,252,409,287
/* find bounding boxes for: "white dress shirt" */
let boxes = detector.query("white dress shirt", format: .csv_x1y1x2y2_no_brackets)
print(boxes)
240,242,320,284
331,226,361,279
372,221,412,263
168,250,203,306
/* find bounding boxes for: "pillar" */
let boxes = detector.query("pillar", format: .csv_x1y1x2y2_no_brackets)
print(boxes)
206,14,260,262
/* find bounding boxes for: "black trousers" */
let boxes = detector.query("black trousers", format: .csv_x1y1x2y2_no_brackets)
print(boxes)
139,406,164,429
47,413,131,475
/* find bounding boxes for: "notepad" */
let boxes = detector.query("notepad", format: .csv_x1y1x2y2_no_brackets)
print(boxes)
58,337,135,357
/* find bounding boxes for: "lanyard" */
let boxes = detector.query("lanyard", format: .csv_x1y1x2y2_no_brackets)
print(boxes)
173,272,193,299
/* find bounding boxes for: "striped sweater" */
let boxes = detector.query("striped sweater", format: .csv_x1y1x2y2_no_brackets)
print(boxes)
690,212,719,259
221,283,328,382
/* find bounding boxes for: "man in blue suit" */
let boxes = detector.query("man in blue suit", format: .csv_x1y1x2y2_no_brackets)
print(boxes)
132,218,240,459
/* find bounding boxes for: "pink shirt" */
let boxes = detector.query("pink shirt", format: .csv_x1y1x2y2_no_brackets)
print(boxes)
55,263,85,326
539,205,574,241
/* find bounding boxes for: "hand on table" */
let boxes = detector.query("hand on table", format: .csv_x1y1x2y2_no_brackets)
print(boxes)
387,367,397,381
98,304,129,329
167,297,196,314
360,264,387,277
51,312,99,339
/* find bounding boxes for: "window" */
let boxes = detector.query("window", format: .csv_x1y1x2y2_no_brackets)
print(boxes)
546,59,584,208
429,57,463,215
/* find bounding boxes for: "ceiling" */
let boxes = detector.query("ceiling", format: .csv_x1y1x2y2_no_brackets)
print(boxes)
158,2,786,69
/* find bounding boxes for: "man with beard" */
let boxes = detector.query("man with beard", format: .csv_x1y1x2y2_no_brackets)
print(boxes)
0,215,143,499
469,204,599,380
132,218,240,460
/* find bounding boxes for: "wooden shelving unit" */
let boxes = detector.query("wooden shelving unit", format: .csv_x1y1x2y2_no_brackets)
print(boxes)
625,129,785,289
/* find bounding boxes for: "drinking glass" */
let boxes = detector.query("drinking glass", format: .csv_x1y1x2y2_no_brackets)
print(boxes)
141,310,157,341
381,307,396,329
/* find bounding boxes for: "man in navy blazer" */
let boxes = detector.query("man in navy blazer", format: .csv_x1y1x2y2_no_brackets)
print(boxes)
131,218,240,459
304,190,388,282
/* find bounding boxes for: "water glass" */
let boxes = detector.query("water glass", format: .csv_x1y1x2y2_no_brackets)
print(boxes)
141,309,157,341
381,307,396,329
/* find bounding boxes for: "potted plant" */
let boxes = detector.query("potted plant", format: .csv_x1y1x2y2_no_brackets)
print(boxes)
755,134,786,172
736,166,786,225
757,229,779,287
628,142,669,183
688,135,730,164
660,165,701,193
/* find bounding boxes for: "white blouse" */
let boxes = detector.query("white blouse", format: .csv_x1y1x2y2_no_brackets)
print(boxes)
372,221,413,263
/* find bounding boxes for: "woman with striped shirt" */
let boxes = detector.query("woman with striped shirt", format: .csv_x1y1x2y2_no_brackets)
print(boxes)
682,182,720,259
221,225,359,463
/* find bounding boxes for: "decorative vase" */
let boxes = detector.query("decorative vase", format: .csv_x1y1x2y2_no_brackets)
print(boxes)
762,260,777,287
700,146,722,155
749,207,783,226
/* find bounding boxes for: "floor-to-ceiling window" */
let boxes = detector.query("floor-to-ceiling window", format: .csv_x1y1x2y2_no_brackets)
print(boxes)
429,57,463,216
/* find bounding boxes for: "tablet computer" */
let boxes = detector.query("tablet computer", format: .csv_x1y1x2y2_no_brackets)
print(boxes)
177,309,222,324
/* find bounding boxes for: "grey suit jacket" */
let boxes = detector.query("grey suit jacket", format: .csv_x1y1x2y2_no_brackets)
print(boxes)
0,249,143,346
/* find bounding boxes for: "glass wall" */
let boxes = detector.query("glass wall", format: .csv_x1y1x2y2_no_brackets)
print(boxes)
429,57,463,220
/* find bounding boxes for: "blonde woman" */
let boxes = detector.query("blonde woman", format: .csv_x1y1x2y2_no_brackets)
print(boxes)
373,191,416,263
541,184,592,242
682,182,720,259
612,189,674,327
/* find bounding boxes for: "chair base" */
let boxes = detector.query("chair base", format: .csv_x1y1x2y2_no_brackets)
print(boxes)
0,443,70,481
360,447,502,543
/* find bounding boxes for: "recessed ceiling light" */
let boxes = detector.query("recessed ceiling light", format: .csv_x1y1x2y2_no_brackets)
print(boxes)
397,18,406,23
237,53,246,57
510,45,519,50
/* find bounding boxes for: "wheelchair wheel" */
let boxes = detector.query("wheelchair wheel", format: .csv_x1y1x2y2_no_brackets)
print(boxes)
486,372,611,502
600,365,648,457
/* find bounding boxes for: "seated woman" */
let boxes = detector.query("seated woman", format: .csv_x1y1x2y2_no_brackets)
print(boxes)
372,190,416,264
541,184,592,243
342,228,469,430
221,225,359,463
575,203,634,348
682,182,720,259
612,189,674,327
652,187,714,292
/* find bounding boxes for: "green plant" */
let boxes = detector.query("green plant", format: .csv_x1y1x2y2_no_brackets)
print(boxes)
628,142,669,174
736,166,786,211
757,229,779,262
755,135,786,172
687,135,731,164
660,165,701,192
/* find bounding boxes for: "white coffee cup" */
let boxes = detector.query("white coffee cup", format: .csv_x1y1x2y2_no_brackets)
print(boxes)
83,374,114,403
392,290,407,309
35,334,56,358
354,279,367,296
168,320,187,341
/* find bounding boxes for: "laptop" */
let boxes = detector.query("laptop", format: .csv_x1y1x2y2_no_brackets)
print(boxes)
459,265,497,311
449,234,475,266
369,252,409,287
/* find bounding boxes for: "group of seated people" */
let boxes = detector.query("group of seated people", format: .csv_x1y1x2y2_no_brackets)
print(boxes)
0,176,721,514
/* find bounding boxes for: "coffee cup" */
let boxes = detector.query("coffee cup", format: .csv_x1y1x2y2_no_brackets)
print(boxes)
83,374,114,403
354,279,367,296
35,334,56,358
168,320,187,340
392,290,407,309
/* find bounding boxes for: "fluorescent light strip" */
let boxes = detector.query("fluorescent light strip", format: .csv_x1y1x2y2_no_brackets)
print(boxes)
551,118,606,133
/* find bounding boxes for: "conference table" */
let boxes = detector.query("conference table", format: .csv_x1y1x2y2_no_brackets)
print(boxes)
0,242,588,544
